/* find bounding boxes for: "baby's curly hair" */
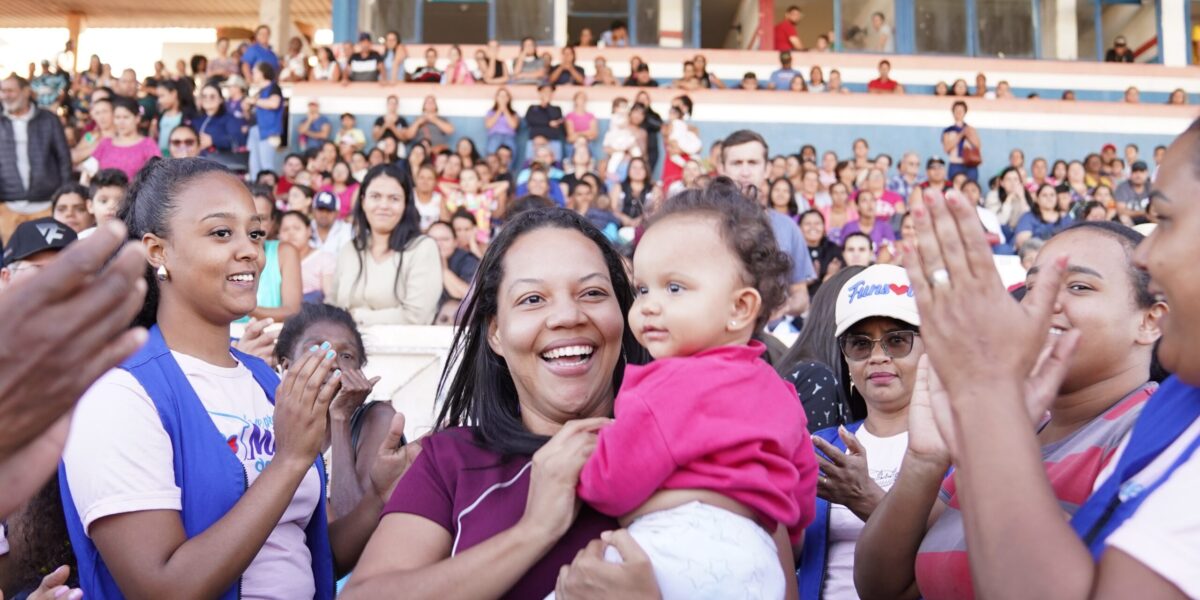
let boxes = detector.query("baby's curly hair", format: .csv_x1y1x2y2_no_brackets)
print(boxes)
646,177,793,330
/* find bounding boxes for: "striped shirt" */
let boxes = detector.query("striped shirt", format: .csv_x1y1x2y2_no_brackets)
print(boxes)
913,383,1156,600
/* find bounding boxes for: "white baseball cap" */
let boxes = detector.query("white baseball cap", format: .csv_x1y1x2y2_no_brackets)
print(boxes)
834,264,921,336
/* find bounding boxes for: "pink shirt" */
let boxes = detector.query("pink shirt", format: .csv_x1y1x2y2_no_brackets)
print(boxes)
320,183,360,220
565,111,596,136
577,341,818,543
92,137,161,180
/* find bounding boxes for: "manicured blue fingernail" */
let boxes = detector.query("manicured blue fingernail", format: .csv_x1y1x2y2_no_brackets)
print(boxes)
320,341,331,350
325,350,335,359
309,345,320,352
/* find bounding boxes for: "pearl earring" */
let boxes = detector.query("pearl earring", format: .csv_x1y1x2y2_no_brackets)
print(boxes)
729,321,737,328
156,265,169,282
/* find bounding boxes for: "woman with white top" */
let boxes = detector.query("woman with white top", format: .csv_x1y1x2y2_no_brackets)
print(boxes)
329,164,442,326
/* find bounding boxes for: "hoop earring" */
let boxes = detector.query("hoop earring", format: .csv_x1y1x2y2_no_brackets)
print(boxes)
156,265,169,282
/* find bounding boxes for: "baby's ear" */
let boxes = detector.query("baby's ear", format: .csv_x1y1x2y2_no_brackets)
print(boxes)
728,287,763,332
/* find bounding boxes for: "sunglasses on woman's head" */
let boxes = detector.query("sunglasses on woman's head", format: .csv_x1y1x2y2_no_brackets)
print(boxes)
838,330,919,361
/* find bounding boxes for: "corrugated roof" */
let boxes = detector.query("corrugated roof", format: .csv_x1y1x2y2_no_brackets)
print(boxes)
0,0,331,28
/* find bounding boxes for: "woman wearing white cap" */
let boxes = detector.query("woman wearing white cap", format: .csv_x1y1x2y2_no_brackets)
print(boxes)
797,264,923,600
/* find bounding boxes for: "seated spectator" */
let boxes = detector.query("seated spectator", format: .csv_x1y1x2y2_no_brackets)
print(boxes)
373,95,410,144
1105,35,1134,62
853,167,906,220
767,177,799,218
279,37,309,82
484,87,520,156
549,46,585,86
166,124,201,159
443,167,507,243
1124,86,1140,104
591,56,618,86
379,31,408,83
769,51,801,90
867,60,900,94
441,45,475,85
278,210,334,303
336,113,367,155
0,218,77,288
330,164,442,325
796,168,832,211
661,102,701,191
827,69,850,94
50,183,93,233
571,179,620,239
974,72,991,98
577,27,596,46
600,20,629,47
91,95,160,180
78,168,128,239
246,185,302,321
693,54,727,89
449,207,484,258
841,231,875,266
309,47,342,82
814,34,831,51
614,156,655,227
321,161,360,221
516,164,565,207
564,91,598,157
740,72,760,90
511,37,547,84
287,182,315,214
798,209,843,298
524,84,565,160
404,95,455,152
933,81,949,96
561,140,603,196
426,220,478,302
672,61,702,90
869,11,895,52
775,5,805,50
409,47,442,83
192,83,245,156
1115,160,1151,222
789,75,809,92
1014,183,1074,250
474,40,509,84
626,63,658,87
311,191,353,254
841,190,896,252
1168,88,1188,105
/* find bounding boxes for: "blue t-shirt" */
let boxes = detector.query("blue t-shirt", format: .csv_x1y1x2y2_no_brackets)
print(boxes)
1015,212,1073,242
768,68,800,90
767,210,818,284
301,115,331,151
241,43,280,74
255,83,285,138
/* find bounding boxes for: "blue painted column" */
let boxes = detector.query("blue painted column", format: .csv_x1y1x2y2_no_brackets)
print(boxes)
333,0,359,43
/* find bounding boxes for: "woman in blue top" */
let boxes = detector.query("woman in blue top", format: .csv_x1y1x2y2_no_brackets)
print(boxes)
243,184,302,323
192,83,245,155
1014,182,1073,251
59,158,401,599
245,62,284,180
898,121,1200,599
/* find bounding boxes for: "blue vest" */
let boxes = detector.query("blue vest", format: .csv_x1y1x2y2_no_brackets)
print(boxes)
59,325,335,600
797,420,864,600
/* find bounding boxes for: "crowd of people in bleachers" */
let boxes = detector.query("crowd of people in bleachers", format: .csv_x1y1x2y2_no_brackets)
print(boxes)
0,21,1199,600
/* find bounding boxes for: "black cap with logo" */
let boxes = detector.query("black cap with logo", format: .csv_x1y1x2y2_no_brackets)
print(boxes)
3,218,77,267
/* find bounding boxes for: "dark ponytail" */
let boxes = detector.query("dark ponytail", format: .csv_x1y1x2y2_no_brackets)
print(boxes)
120,157,235,328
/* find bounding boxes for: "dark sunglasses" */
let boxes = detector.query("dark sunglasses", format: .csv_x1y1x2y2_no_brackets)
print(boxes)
839,330,920,362
170,138,197,147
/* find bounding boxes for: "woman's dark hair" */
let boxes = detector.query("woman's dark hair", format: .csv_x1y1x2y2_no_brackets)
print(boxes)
648,177,792,330
109,94,140,119
778,265,868,416
200,83,227,116
489,88,516,116
450,207,475,226
843,231,874,252
170,123,199,141
1031,182,1059,221
320,47,336,62
998,166,1034,214
332,160,358,185
435,207,648,456
156,78,196,115
768,177,799,216
273,303,366,367
256,61,277,82
8,479,77,593
350,164,422,300
624,156,650,186
456,137,481,162
799,208,825,233
1080,199,1106,219
281,209,311,228
291,183,315,199
51,182,89,208
120,157,233,328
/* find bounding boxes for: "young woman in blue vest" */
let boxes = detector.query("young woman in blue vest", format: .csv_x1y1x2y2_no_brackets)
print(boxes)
59,157,389,600
897,120,1200,598
798,263,923,600
854,221,1166,600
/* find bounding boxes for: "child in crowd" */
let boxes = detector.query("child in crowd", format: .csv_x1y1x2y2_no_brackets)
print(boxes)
573,179,818,599
79,168,129,239
443,168,507,244
661,105,702,192
601,97,641,182
337,113,366,153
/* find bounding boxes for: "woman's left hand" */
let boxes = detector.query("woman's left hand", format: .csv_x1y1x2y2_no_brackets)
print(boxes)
369,412,422,503
555,530,660,600
328,366,380,423
812,427,885,519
